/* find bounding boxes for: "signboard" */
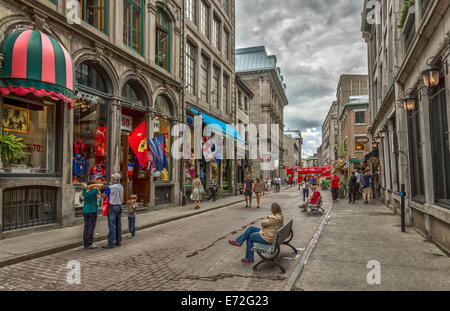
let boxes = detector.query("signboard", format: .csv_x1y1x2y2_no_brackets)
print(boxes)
153,118,160,132
121,115,133,131
355,136,369,144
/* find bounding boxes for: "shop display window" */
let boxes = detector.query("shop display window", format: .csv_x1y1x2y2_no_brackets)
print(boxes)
72,96,108,183
152,116,171,182
0,97,57,174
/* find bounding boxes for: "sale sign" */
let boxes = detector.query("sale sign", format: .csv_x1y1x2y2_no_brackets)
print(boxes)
121,115,133,131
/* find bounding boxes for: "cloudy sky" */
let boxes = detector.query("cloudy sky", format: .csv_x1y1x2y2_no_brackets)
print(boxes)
235,0,368,157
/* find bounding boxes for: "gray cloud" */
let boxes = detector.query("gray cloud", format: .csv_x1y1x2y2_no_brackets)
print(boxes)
236,0,367,156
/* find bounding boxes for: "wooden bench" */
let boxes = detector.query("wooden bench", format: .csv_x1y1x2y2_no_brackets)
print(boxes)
252,219,297,273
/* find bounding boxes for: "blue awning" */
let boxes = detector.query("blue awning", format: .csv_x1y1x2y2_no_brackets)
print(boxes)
189,108,246,143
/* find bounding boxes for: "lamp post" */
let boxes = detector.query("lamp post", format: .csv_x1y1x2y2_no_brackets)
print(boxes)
422,57,441,88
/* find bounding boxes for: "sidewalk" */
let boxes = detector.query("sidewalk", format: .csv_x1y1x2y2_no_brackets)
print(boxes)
294,199,450,291
0,186,292,268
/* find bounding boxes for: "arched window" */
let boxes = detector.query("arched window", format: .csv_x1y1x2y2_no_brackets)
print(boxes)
122,81,145,106
75,61,109,93
155,9,172,72
154,95,173,116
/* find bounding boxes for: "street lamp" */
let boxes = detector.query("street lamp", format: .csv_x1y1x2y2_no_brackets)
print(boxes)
422,57,441,88
402,92,416,111
372,141,378,149
379,129,386,139
375,135,382,144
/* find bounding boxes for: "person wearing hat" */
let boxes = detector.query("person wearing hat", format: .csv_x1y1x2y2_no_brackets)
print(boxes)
102,173,124,249
127,194,138,238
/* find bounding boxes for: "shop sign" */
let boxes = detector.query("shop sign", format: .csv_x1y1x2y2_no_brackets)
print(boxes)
121,115,133,131
355,136,369,144
153,118,160,132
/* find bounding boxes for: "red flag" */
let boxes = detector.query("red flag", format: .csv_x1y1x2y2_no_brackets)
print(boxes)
128,121,149,168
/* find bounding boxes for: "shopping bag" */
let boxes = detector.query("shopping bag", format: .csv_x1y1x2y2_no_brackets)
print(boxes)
102,197,109,216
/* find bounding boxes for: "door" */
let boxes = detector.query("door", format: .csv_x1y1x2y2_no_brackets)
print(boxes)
120,132,150,206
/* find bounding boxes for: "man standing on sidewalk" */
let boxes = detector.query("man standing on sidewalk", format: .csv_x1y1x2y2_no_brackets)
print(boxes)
348,172,358,204
243,174,255,208
330,172,340,202
103,173,124,249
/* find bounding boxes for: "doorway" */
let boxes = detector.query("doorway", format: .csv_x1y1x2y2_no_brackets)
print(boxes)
120,107,150,205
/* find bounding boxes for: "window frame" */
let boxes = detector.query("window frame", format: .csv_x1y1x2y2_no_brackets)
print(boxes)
155,8,172,72
212,65,221,109
79,0,109,34
185,41,196,94
200,0,210,39
199,54,210,102
123,0,145,55
185,0,196,23
212,15,221,51
354,110,366,125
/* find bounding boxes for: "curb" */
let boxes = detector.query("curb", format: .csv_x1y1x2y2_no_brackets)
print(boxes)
283,199,335,291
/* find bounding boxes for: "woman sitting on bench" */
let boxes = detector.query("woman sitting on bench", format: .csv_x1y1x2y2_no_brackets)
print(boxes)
229,203,284,263
301,184,321,212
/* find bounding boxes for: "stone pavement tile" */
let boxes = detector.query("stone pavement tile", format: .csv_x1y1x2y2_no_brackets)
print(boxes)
297,259,450,291
296,199,450,291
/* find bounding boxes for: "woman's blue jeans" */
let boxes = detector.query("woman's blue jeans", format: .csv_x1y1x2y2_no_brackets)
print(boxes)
236,226,270,261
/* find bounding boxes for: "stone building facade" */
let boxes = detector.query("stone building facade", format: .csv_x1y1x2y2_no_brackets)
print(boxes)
182,0,237,199
0,0,183,238
235,46,288,180
235,75,253,192
282,133,301,168
362,0,450,252
320,101,338,165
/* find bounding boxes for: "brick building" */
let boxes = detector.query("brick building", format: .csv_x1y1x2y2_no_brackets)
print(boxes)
339,95,370,172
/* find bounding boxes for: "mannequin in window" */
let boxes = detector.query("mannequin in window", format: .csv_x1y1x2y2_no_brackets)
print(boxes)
73,154,87,182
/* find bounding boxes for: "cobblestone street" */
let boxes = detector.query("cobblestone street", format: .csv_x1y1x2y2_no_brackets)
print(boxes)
0,188,331,291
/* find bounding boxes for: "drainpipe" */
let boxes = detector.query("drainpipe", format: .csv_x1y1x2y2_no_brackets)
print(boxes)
180,0,186,206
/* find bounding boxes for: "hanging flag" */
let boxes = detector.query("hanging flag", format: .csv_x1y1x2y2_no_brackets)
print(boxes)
128,121,149,168
148,134,168,172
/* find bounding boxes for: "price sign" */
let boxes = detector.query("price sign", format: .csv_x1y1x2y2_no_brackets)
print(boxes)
121,115,133,131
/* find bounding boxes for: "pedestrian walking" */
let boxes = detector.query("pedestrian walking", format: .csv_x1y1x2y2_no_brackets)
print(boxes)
207,177,218,202
348,172,358,204
355,169,362,200
229,203,284,263
302,179,310,202
330,172,340,202
361,169,376,204
81,182,102,249
127,194,138,238
191,175,203,209
102,173,124,249
254,178,264,208
244,174,255,208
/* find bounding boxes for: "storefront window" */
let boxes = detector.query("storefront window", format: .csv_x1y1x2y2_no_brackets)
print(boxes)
1,97,57,174
73,61,111,183
152,95,174,183
72,96,108,183
152,116,171,182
